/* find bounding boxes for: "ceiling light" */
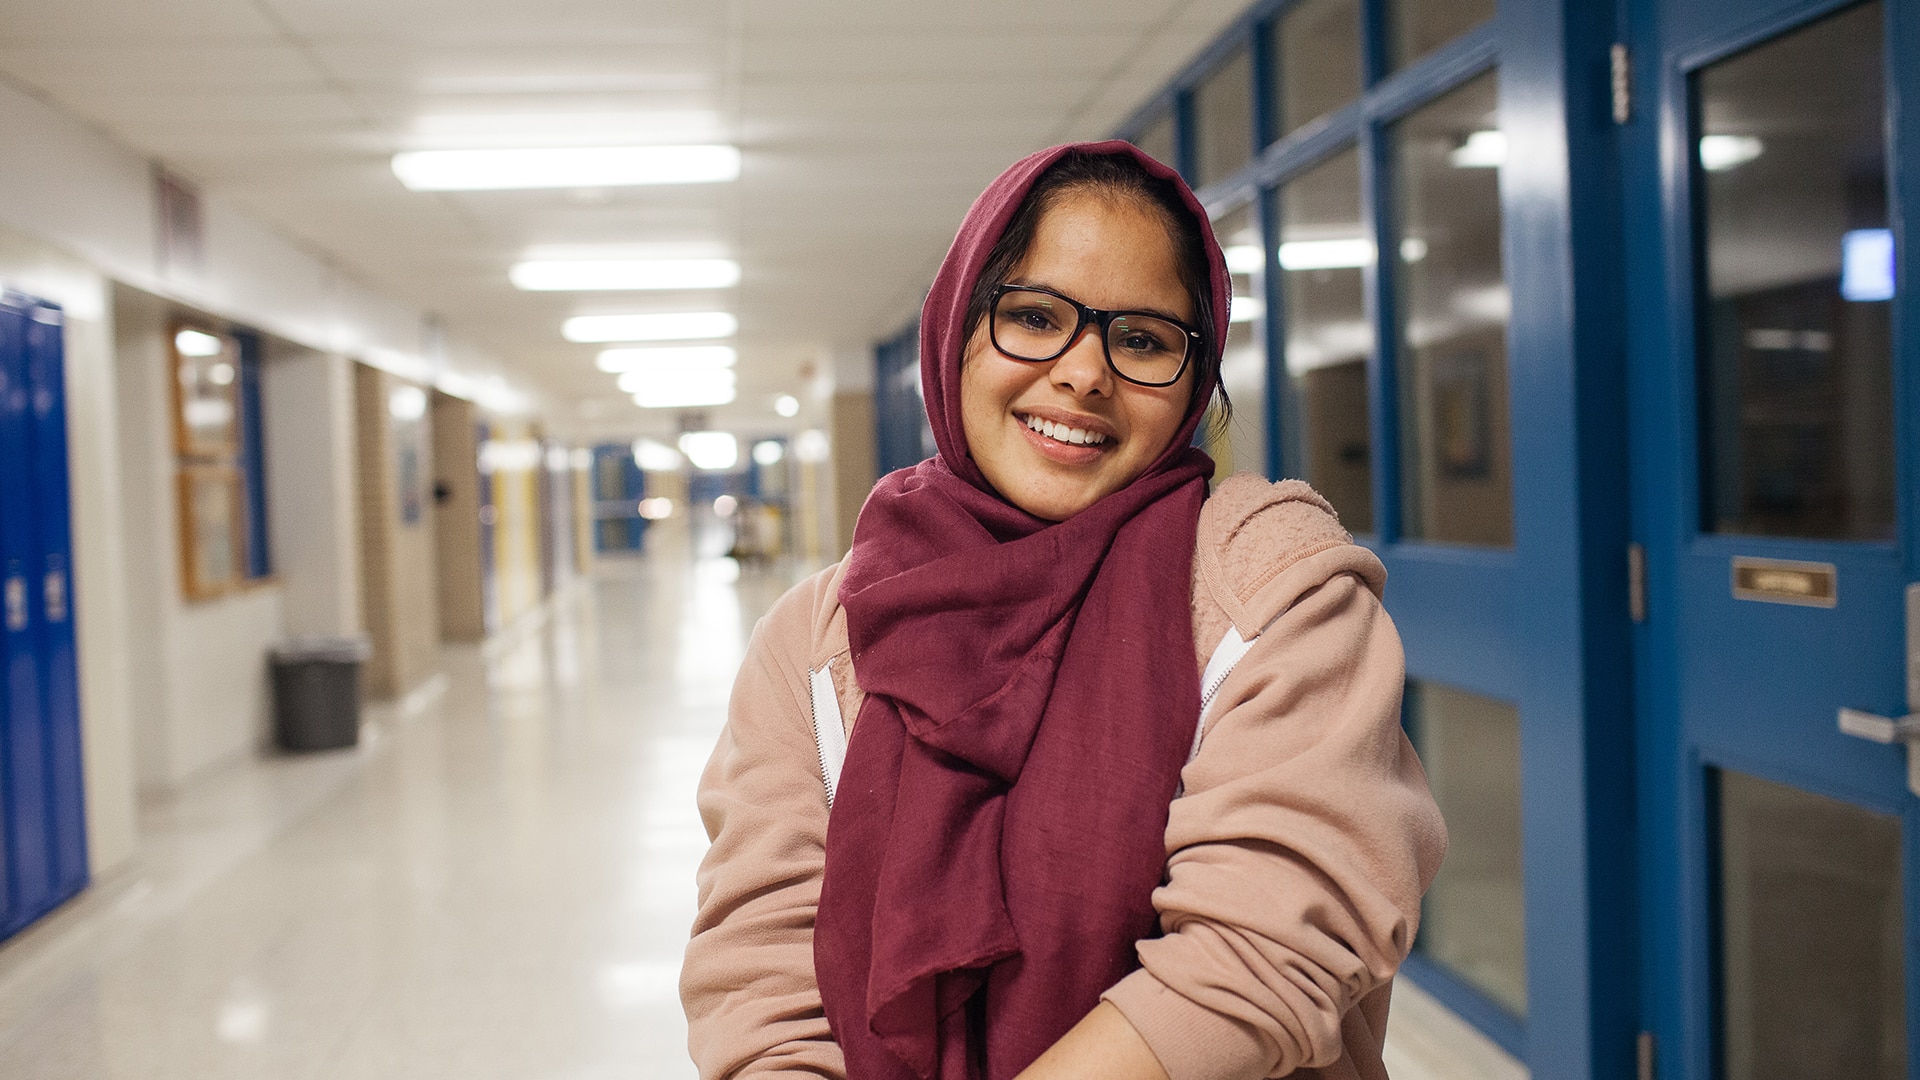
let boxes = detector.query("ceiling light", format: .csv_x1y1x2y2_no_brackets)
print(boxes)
1841,228,1895,302
632,438,684,471
565,312,736,343
390,144,740,191
1448,130,1507,169
1278,238,1377,271
774,394,801,418
1225,245,1264,274
752,440,785,466
632,369,736,409
617,366,739,394
511,258,741,292
175,329,223,357
388,386,429,421
679,431,739,471
794,429,830,463
596,345,736,373
1230,295,1265,323
1699,134,1764,172
637,497,675,520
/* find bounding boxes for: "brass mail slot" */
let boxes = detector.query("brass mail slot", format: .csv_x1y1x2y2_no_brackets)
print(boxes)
1731,557,1837,608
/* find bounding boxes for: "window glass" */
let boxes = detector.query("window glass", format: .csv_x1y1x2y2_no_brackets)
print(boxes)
1194,46,1255,188
1277,147,1373,532
1388,0,1496,71
1134,110,1178,173
1405,679,1525,1017
1694,1,1894,541
1390,71,1512,546
1717,770,1905,1080
1270,0,1364,139
1211,205,1268,479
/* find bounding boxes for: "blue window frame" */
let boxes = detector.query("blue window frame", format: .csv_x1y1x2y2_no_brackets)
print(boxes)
235,330,271,580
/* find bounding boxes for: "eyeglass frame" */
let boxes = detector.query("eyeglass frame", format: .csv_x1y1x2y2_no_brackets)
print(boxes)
986,283,1204,388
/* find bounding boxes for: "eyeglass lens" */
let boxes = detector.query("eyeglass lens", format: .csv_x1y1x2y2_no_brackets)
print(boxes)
992,288,1190,385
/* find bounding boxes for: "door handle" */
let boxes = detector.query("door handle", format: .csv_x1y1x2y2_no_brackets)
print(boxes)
1839,708,1920,796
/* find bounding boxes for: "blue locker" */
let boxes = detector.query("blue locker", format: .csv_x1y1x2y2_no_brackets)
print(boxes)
0,292,88,941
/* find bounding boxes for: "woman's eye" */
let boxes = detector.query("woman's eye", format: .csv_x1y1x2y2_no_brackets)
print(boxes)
1116,331,1171,355
1006,306,1060,332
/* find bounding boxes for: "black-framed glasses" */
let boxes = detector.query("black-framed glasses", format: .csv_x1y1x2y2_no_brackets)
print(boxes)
988,283,1201,388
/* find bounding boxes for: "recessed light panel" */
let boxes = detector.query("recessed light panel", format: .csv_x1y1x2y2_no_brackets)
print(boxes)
564,312,737,343
595,345,737,373
391,145,740,191
512,259,740,292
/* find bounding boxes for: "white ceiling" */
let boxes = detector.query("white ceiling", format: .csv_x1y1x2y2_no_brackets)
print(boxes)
0,0,1252,435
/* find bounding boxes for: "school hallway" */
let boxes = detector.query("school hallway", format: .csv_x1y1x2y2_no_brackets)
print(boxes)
0,550,1514,1080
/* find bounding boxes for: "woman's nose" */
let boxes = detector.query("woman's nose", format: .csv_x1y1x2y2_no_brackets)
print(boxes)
1048,326,1112,397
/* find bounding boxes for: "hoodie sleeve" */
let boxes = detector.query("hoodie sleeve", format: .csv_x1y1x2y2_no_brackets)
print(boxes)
1102,476,1448,1080
681,567,846,1080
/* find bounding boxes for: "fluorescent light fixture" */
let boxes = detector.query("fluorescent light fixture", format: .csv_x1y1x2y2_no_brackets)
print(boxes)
632,439,684,471
1401,237,1430,263
713,494,738,517
631,369,736,408
679,431,739,471
1448,130,1507,169
774,394,801,418
1842,228,1896,302
1699,134,1763,173
752,440,785,466
638,497,675,520
596,345,736,373
1230,295,1265,323
391,144,740,191
1279,238,1377,271
618,366,737,395
565,312,736,343
794,429,830,463
511,258,740,292
388,385,429,421
1225,245,1264,274
175,328,224,357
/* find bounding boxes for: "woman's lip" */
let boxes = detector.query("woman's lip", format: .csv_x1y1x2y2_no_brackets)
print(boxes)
1015,412,1109,464
1015,407,1116,441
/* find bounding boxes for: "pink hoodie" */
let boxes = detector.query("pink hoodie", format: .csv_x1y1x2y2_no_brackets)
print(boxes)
682,475,1448,1080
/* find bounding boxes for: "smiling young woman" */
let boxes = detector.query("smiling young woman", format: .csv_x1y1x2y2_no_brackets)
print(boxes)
681,143,1446,1080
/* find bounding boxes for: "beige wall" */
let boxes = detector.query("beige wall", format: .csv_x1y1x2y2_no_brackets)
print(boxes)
431,391,486,643
354,364,440,699
485,423,544,629
829,391,876,557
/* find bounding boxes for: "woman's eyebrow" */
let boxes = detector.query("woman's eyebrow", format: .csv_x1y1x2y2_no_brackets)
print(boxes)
1006,278,1190,324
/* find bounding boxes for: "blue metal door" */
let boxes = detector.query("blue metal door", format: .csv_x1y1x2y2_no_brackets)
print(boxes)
1626,0,1919,1075
0,292,88,940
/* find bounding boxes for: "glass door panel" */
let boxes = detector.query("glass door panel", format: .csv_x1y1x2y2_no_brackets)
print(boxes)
1389,71,1514,546
1695,2,1894,541
1278,146,1375,531
1716,770,1905,1080
1213,205,1269,479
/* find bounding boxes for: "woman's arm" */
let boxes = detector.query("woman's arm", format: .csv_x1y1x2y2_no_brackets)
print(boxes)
1100,549,1447,1080
1014,1002,1169,1080
681,574,846,1079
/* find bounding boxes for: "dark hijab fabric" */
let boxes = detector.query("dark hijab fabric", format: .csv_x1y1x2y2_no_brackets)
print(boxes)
815,141,1232,1080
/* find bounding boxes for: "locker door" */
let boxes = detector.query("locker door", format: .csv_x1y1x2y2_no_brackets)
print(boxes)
26,300,86,898
0,294,52,938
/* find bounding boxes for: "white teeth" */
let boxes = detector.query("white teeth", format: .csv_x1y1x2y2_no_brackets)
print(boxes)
1023,414,1106,446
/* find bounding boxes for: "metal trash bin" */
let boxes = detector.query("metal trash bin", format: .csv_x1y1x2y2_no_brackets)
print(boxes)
269,636,372,751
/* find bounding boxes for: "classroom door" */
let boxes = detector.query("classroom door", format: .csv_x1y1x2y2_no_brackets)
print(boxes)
1626,0,1919,1076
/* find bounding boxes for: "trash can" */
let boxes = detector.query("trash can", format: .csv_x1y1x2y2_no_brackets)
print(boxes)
269,636,371,752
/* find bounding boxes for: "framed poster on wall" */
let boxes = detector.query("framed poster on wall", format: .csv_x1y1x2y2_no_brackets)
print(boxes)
177,463,245,601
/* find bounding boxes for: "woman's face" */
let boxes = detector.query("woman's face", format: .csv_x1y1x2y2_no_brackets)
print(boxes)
960,191,1197,522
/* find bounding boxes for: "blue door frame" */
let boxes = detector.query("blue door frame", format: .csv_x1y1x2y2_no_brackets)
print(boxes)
1624,0,1920,1075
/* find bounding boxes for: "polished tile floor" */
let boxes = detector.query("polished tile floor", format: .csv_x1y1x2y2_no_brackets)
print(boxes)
0,554,1522,1080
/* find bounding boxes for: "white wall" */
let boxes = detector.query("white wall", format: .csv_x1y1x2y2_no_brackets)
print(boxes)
114,286,286,791
263,345,363,640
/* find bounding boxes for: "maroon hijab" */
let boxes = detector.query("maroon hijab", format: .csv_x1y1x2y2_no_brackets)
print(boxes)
816,141,1232,1080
